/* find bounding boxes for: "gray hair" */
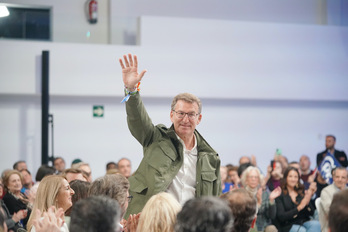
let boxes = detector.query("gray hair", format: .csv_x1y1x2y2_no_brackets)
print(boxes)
171,93,202,114
240,166,262,188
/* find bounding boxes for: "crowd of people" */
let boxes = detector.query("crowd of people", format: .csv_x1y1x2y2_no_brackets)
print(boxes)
1,53,347,232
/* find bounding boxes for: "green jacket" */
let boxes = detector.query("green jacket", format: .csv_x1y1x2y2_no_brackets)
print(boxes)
124,93,221,218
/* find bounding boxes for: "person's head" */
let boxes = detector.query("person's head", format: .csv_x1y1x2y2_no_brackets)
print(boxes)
27,175,75,231
117,158,132,178
220,188,257,232
241,166,262,190
137,192,181,232
281,167,304,196
299,155,311,173
289,161,301,176
239,156,251,165
175,196,233,232
328,189,348,232
220,166,228,183
65,179,91,216
13,160,27,171
70,195,121,232
228,166,240,184
332,167,348,190
326,135,336,150
71,162,92,182
53,157,66,172
237,163,253,178
61,168,87,183
89,174,130,218
170,93,202,139
35,164,56,182
271,160,282,179
106,161,118,171
3,170,23,194
20,169,32,186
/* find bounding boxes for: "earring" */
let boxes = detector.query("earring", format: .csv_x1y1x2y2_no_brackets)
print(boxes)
296,183,298,189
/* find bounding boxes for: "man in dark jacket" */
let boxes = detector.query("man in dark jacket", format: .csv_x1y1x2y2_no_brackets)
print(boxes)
119,54,221,218
317,135,348,167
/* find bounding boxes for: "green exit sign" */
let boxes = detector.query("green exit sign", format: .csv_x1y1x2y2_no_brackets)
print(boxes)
93,105,104,117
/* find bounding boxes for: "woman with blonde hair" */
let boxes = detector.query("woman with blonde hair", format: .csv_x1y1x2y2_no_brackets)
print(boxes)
135,192,181,232
27,175,74,232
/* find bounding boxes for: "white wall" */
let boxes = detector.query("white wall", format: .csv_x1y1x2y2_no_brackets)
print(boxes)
1,15,348,179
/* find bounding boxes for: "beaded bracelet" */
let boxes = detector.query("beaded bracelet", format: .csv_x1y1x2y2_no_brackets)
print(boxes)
121,82,141,103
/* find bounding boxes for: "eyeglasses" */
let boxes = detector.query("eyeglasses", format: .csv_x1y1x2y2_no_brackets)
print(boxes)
172,110,199,120
127,195,133,203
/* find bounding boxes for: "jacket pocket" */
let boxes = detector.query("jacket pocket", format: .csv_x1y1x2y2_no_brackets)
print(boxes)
201,171,217,195
129,177,148,195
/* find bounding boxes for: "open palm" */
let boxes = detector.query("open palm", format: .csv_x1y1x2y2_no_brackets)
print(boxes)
119,54,147,89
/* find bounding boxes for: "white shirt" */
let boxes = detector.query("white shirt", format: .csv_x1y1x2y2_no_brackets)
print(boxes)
166,134,197,205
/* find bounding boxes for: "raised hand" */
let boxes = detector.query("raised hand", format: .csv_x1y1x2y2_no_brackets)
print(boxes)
119,54,147,90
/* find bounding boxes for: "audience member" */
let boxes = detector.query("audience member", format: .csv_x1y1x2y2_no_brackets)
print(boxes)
266,160,283,191
71,162,92,182
299,155,314,189
2,170,31,229
328,189,348,232
0,178,27,231
221,188,257,232
319,167,348,232
117,158,132,178
228,166,241,188
220,166,233,193
20,169,34,195
61,168,87,183
106,161,118,171
299,155,314,182
34,165,55,183
119,54,221,218
69,195,121,232
136,192,181,232
175,196,233,232
274,155,289,174
317,135,348,167
53,157,66,174
27,175,75,232
88,173,130,227
64,179,91,216
238,162,253,180
241,166,281,232
13,161,27,172
275,167,320,232
239,156,252,165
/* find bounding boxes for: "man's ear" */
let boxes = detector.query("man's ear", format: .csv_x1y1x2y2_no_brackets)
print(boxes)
251,216,257,228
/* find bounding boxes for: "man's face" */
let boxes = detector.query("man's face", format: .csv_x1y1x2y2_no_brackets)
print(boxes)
170,100,202,140
333,169,348,190
54,158,66,172
118,159,131,178
325,136,335,150
299,156,310,172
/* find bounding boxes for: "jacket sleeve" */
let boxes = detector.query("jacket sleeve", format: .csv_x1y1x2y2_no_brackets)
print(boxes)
125,92,158,148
